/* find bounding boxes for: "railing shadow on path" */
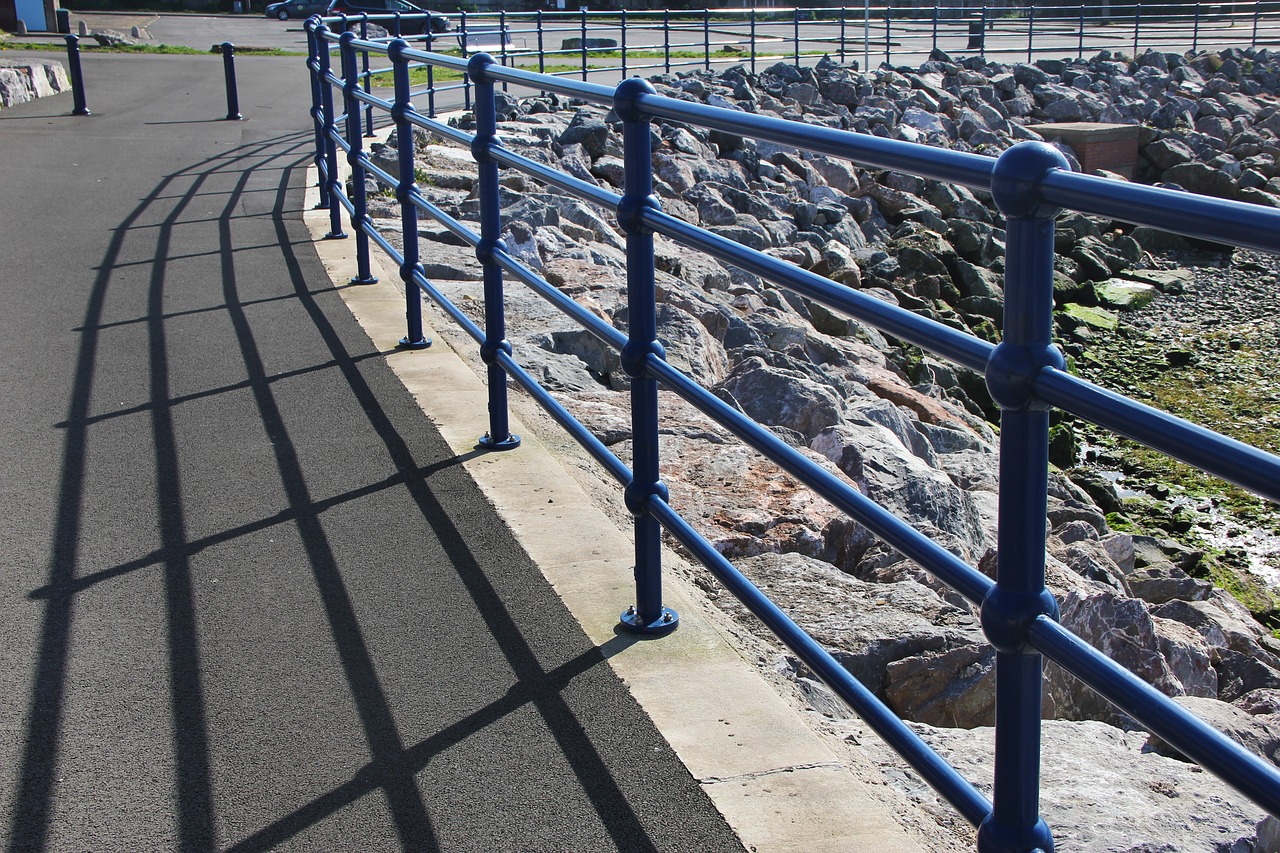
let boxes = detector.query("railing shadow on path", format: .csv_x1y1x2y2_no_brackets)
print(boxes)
7,119,712,851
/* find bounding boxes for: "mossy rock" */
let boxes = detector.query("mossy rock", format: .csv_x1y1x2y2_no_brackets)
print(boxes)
1096,279,1159,311
1059,303,1119,331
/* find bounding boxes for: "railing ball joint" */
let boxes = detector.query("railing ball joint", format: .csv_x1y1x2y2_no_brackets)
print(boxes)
979,586,1059,655
984,341,1063,412
479,336,512,366
466,51,495,85
624,478,669,519
612,76,653,124
474,234,506,267
620,339,665,379
393,177,413,206
616,193,661,236
990,141,1070,221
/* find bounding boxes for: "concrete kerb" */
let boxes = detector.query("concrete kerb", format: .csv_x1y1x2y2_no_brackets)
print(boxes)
302,158,927,851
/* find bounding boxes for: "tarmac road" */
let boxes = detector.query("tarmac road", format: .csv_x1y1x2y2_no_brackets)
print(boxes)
0,50,745,852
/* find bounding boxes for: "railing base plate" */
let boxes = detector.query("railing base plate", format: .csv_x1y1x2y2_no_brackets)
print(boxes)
478,432,521,451
397,335,432,350
619,606,678,636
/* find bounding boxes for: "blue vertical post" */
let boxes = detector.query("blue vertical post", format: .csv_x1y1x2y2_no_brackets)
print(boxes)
793,6,800,66
469,53,521,452
499,9,509,77
704,8,711,71
389,39,431,351
621,9,628,77
749,7,756,73
1077,4,1084,59
64,35,89,116
340,32,377,285
1027,5,1034,63
392,10,401,36
221,42,242,120
840,6,847,63
1254,0,1261,48
460,11,472,111
978,141,1067,853
614,77,677,637
933,4,939,53
424,27,437,118
316,24,347,240
306,20,330,209
359,16,374,136
537,10,545,75
663,9,671,73
980,5,988,59
580,7,588,81
884,8,891,66
1193,1,1201,52
1134,4,1142,57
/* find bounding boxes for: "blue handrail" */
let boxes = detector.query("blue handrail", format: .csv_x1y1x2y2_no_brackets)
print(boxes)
307,21,1280,849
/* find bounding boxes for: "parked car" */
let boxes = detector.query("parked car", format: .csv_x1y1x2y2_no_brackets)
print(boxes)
264,0,328,19
324,0,451,35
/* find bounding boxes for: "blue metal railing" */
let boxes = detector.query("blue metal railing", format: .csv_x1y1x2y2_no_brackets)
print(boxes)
299,3,1280,122
307,20,1280,850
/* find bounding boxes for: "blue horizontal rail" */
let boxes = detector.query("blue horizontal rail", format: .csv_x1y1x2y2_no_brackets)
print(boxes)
306,20,1280,850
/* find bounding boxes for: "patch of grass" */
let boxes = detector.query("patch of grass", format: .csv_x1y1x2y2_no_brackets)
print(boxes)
1,39,299,55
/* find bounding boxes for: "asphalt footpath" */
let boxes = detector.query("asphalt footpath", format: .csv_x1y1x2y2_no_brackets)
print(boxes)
0,52,747,851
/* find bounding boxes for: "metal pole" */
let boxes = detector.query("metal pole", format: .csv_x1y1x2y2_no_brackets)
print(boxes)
884,7,891,66
933,3,939,53
316,24,347,240
460,11,471,111
621,9,628,77
664,9,671,73
980,4,988,59
704,8,711,71
615,76,677,637
1254,0,1262,48
1193,0,1201,52
840,6,847,63
977,140,1068,853
793,6,800,66
389,39,431,351
221,42,242,121
863,0,869,71
750,7,756,73
1027,4,1035,63
359,15,373,136
340,32,377,285
537,10,545,75
581,6,589,81
306,20,329,209
1134,3,1141,56
469,53,521,452
425,26,437,118
1078,4,1084,59
64,34,89,116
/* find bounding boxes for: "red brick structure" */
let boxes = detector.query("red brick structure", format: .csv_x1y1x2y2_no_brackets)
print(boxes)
1027,122,1141,178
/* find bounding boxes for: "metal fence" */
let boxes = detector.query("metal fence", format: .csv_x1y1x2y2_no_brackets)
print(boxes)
308,17,1280,851
318,0,1280,114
